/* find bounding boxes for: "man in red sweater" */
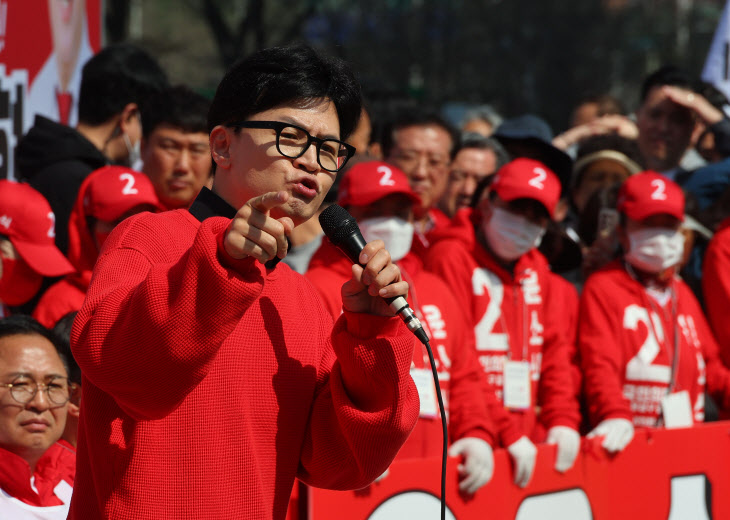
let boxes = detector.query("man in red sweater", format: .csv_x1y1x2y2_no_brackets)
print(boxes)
307,160,496,495
69,44,419,519
426,158,582,488
580,171,730,452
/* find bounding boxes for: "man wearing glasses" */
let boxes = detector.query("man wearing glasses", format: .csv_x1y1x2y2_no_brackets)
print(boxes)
382,109,459,258
0,315,76,519
69,44,419,520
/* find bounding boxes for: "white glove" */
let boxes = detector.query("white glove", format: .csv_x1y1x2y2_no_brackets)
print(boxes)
448,437,494,494
587,418,634,453
506,436,537,488
546,426,581,473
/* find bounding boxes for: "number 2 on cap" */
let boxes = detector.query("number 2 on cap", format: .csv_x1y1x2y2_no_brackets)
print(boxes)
528,167,547,190
120,173,139,195
651,179,667,200
378,165,396,186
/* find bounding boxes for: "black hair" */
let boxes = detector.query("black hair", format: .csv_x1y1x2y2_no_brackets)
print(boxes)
640,65,696,104
141,85,210,137
78,43,169,125
380,107,459,160
52,312,81,385
0,315,67,375
207,43,362,140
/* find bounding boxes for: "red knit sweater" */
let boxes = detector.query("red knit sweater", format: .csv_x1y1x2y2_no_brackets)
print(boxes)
68,195,419,519
307,241,496,459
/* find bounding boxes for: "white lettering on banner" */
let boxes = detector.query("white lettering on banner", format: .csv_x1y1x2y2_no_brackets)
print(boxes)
472,268,508,351
667,475,710,520
623,304,671,383
0,65,29,181
368,491,456,520
515,489,592,520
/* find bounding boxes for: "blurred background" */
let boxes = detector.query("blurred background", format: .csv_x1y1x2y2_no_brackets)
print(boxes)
106,0,726,132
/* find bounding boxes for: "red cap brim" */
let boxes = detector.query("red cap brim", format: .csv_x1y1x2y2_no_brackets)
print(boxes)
14,241,75,277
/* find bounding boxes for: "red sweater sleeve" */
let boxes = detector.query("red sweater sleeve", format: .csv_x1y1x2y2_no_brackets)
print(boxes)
298,310,419,489
578,273,634,425
71,213,266,420
702,228,730,367
538,274,582,431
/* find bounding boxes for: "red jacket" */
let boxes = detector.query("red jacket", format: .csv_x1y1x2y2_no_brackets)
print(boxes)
0,442,75,517
579,260,730,427
411,207,452,259
425,208,581,447
703,217,730,367
307,240,496,458
69,190,419,520
33,272,89,328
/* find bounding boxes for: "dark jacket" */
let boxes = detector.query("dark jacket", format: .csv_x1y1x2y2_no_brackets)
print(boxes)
16,115,108,253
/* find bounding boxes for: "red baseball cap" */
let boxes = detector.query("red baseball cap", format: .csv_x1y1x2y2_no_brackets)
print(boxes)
337,161,421,207
82,166,160,222
490,158,561,218
617,171,685,221
0,180,74,277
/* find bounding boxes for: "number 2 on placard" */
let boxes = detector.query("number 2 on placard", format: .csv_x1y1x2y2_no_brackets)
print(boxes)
472,268,508,351
120,173,139,195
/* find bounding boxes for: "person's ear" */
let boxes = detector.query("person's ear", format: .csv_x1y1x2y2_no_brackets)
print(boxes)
67,401,80,419
553,198,569,223
210,126,232,170
118,103,140,135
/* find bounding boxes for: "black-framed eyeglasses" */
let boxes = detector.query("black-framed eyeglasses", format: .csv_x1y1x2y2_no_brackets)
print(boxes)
228,120,356,173
1,376,77,405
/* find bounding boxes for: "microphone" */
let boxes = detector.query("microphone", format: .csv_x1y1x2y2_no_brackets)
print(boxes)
319,204,429,345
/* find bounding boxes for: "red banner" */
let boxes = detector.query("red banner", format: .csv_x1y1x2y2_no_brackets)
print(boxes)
298,422,729,519
0,0,102,180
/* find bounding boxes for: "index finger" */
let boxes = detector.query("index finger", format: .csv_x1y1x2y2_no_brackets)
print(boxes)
248,190,290,214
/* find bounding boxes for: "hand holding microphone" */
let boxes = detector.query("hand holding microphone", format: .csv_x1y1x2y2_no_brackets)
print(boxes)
320,204,428,344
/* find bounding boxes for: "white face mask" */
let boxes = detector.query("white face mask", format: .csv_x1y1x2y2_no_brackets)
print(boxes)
359,216,414,262
123,133,142,169
626,227,685,274
483,206,546,261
